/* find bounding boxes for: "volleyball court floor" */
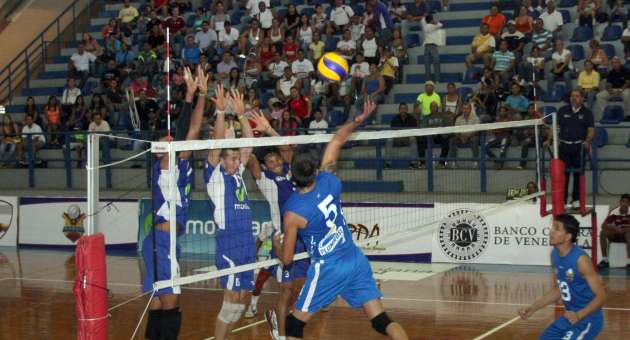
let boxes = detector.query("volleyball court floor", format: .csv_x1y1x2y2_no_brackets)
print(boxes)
0,247,628,339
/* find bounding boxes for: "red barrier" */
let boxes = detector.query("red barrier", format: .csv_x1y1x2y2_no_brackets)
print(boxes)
550,159,566,216
73,233,108,340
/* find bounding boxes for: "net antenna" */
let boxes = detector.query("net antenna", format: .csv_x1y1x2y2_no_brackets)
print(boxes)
126,88,141,132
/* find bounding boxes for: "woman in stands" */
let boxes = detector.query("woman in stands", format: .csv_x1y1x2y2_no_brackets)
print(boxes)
0,113,19,166
24,96,45,129
515,5,533,39
45,96,61,146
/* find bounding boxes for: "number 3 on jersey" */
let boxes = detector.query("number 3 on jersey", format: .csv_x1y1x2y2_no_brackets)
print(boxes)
558,280,571,301
317,194,338,232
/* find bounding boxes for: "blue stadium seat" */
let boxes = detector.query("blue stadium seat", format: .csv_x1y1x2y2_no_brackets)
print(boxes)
408,25,422,31
560,10,571,23
429,0,442,13
462,67,481,84
600,44,616,59
301,7,314,17
271,0,282,7
260,92,274,109
570,26,593,43
186,15,196,28
458,87,473,99
324,37,339,52
594,127,608,147
543,84,567,102
405,34,421,48
231,11,244,25
327,110,347,127
566,44,585,61
292,0,305,5
558,0,577,7
601,25,622,42
600,105,625,124
352,4,365,16
276,8,288,19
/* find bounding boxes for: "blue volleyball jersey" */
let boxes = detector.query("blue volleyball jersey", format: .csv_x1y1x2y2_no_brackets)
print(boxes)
283,171,354,260
256,163,295,230
551,245,599,313
152,158,193,230
204,161,253,237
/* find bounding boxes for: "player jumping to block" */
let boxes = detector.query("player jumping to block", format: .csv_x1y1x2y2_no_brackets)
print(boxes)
519,214,606,339
205,84,256,340
246,110,309,340
273,99,409,340
142,66,208,340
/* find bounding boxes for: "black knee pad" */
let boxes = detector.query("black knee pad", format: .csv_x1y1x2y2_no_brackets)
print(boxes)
286,313,306,338
371,312,393,335
160,307,182,340
145,309,162,339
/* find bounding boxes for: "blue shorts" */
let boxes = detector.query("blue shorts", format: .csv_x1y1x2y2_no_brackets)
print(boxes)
216,234,256,292
540,311,603,340
271,258,310,284
295,246,382,313
142,230,181,296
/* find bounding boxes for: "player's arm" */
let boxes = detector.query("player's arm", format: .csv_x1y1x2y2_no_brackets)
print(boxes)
229,89,254,165
247,154,263,180
320,98,376,173
274,211,307,265
180,66,208,159
207,83,229,167
251,109,294,162
571,255,606,322
519,256,561,319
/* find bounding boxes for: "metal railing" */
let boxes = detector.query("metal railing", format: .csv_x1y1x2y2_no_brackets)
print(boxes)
0,0,96,105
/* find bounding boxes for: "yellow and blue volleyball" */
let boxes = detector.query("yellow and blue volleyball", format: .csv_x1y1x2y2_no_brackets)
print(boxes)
317,52,349,82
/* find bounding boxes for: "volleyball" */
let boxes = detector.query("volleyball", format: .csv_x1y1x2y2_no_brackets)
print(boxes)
317,52,349,82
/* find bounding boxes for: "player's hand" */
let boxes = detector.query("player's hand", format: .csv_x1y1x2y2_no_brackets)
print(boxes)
196,65,209,94
518,306,533,320
184,67,197,95
564,311,580,325
251,109,271,134
229,89,246,117
211,83,229,112
272,233,284,251
354,98,376,125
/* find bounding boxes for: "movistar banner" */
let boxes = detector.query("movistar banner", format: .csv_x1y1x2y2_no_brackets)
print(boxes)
138,198,273,255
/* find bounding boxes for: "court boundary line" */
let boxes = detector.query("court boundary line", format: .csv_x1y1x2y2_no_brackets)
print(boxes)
473,316,521,340
203,319,267,340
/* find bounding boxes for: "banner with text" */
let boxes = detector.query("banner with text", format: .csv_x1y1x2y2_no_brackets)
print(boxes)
431,203,608,265
0,196,18,246
19,197,138,246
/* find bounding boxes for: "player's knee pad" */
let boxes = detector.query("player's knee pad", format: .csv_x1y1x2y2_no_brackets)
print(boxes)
218,302,245,323
371,312,393,335
160,307,181,340
285,313,306,338
145,309,162,339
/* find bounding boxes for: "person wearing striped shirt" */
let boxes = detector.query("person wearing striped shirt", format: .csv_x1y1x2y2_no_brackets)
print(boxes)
490,40,516,86
531,19,553,57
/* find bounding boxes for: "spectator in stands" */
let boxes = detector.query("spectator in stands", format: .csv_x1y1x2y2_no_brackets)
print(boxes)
45,96,61,146
422,14,444,82
136,42,158,79
284,4,300,38
414,80,441,117
349,14,365,42
539,1,563,40
245,0,269,23
277,110,299,136
514,5,533,37
225,68,245,92
465,24,496,69
597,193,630,270
141,107,165,141
361,27,380,65
241,18,264,54
368,0,394,45
217,52,237,81
102,18,119,44
501,21,526,59
276,67,300,103
256,2,273,30
16,115,46,165
269,18,284,52
115,42,135,68
623,26,630,60
519,45,545,83
61,78,81,119
244,53,262,93
595,57,630,121
118,0,139,28
291,49,314,93
379,48,399,95
578,60,600,111
337,29,357,61
135,91,160,122
443,83,462,117
162,6,186,51
312,4,327,32
391,28,408,67
472,82,498,122
448,103,480,168
505,83,530,118
350,52,370,99
195,21,217,58
89,94,106,114
69,42,96,89
182,35,202,66
588,39,609,75
147,24,165,50
485,105,512,169
531,19,553,57
24,96,44,128
309,31,325,61
578,0,599,28
283,35,299,63
88,111,112,135
268,53,289,86
82,33,102,59
547,39,574,94
558,89,594,208
210,1,229,34
389,0,407,24
361,63,386,104
518,103,548,169
482,3,506,37
329,0,355,31
391,103,418,140
104,79,125,126
190,7,209,31
218,21,239,55
490,40,516,86
308,110,328,134
0,114,19,166
418,101,454,168
406,0,428,26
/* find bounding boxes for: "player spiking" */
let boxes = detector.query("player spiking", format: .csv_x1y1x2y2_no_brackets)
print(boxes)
205,84,256,340
519,214,606,339
142,66,208,340
273,99,409,340
245,110,309,340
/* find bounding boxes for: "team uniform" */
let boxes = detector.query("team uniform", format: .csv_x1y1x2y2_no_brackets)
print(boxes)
205,162,256,291
541,245,604,339
142,158,193,296
283,171,382,313
257,163,309,283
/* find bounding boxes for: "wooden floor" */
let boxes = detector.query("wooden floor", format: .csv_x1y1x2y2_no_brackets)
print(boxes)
1,248,629,339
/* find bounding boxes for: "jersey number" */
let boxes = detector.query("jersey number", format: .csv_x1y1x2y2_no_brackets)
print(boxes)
317,194,338,232
557,280,571,302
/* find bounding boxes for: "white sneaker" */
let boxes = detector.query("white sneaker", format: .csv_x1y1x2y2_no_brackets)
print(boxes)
265,309,280,340
244,304,257,318
572,201,580,209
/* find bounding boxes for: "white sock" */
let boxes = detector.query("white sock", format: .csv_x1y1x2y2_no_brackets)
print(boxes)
602,256,608,262
251,295,260,306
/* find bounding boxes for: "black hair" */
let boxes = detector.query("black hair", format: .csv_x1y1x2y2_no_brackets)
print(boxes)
554,214,580,243
219,148,240,158
291,149,319,188
425,14,433,23
621,193,630,201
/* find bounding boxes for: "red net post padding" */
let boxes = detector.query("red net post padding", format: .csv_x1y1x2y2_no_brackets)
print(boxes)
73,233,108,340
550,159,566,216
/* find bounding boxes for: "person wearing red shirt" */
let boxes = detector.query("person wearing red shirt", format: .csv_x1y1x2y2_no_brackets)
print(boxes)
277,110,300,136
481,3,506,37
154,0,169,16
597,194,630,270
162,6,186,50
283,36,299,63
287,87,310,125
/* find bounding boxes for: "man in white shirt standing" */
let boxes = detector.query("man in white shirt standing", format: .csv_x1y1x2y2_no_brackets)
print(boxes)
256,2,274,30
17,115,46,165
539,0,563,41
422,14,445,82
329,0,354,31
195,20,217,59
245,0,270,23
69,42,96,89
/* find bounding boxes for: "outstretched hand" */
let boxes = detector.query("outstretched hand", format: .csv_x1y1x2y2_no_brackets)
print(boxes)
354,98,376,125
196,65,209,94
211,83,229,112
251,109,271,133
183,67,197,95
229,89,246,117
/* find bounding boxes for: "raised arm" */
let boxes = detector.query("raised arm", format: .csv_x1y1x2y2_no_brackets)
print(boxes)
320,99,376,172
229,89,253,166
251,109,294,163
180,66,209,160
207,83,229,166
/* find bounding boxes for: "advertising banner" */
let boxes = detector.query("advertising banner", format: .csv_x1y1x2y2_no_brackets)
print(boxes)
431,203,608,265
0,196,18,246
19,197,138,246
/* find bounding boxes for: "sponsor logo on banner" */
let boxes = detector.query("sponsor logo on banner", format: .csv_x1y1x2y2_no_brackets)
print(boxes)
0,199,14,240
438,208,490,261
61,204,86,243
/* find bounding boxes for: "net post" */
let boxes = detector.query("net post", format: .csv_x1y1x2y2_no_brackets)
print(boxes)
168,142,178,287
551,112,559,160
87,133,100,235
591,212,598,266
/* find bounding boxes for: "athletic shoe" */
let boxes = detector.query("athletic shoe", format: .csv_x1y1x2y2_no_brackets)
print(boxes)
265,309,280,340
244,304,257,318
596,261,609,269
572,201,580,209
